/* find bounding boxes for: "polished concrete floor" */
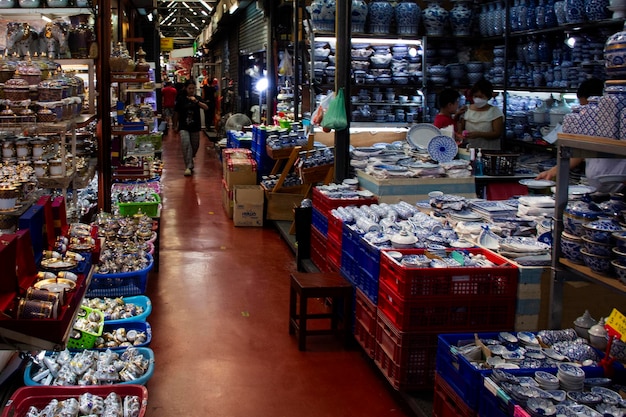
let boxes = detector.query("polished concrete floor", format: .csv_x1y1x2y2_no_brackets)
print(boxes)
145,129,427,417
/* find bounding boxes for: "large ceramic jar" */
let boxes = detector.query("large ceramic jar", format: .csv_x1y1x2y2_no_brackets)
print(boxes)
368,0,394,34
510,0,520,31
517,0,529,30
544,0,558,26
584,0,609,21
422,0,449,36
605,22,626,79
494,2,505,35
308,0,335,32
352,0,368,33
597,80,626,138
395,0,421,36
450,0,473,36
566,0,586,22
554,0,567,24
479,4,489,35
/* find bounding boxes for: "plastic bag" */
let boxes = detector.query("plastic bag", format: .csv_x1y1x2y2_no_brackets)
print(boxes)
321,88,348,131
278,49,293,77
311,91,334,126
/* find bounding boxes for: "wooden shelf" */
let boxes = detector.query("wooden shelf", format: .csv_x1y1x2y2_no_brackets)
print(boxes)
559,258,626,296
111,73,151,83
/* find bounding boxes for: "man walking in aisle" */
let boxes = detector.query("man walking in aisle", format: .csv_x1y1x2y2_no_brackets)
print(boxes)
161,81,178,132
173,80,208,176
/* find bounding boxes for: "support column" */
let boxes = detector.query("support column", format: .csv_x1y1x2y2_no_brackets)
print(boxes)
334,0,351,182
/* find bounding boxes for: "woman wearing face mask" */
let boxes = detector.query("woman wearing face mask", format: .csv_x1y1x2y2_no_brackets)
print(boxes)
458,79,504,150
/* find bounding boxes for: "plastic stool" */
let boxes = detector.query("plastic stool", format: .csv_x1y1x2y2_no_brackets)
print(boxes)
288,271,353,351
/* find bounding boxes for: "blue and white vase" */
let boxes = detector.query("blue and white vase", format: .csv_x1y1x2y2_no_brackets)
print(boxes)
422,0,449,36
606,22,626,79
308,0,335,32
536,0,547,28
584,0,609,21
526,0,537,29
368,0,394,34
395,0,421,36
450,0,473,36
494,2,505,35
538,35,551,62
352,0,368,33
510,0,520,31
479,4,489,36
598,81,626,138
544,0,558,27
518,0,529,30
554,0,567,24
566,0,586,23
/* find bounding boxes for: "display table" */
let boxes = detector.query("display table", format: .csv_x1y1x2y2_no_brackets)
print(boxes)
356,171,476,203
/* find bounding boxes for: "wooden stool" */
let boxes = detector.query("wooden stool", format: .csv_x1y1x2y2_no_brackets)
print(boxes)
289,271,353,351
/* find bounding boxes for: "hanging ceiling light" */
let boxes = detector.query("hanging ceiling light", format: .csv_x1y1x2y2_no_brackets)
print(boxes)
199,0,213,12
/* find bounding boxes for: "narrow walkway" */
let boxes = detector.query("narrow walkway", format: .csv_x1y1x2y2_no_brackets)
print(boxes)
145,130,420,416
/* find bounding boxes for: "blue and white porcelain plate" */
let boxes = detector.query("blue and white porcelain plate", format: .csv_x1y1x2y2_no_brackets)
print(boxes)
406,123,441,149
519,179,556,189
372,164,408,172
558,363,586,378
427,135,458,163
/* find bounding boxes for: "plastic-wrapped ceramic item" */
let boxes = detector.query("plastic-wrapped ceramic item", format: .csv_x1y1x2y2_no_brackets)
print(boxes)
588,317,608,350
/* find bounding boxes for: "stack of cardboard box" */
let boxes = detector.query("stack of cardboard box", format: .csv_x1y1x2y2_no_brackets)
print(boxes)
221,149,264,226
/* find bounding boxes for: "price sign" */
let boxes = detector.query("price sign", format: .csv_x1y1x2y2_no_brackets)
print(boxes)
606,308,626,342
160,38,174,52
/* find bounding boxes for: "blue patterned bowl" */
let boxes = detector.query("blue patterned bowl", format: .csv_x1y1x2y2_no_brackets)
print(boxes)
612,230,626,250
581,235,613,257
611,259,626,285
561,232,584,264
612,246,626,264
581,249,612,274
582,219,623,243
610,337,626,361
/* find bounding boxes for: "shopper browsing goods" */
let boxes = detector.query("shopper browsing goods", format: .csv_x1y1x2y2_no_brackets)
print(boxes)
173,80,208,177
458,79,504,150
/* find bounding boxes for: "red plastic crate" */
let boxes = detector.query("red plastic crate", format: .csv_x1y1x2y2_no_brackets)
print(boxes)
2,385,148,417
373,316,438,391
433,373,476,417
312,187,377,218
327,234,342,272
354,288,376,358
379,248,517,301
327,211,343,247
377,280,516,332
311,226,329,273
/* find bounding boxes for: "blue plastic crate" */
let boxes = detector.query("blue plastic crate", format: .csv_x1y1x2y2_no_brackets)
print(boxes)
312,207,328,237
437,332,609,410
87,255,153,297
340,251,359,287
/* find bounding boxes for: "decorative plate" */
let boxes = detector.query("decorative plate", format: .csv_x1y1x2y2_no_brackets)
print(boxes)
372,164,408,172
500,237,551,253
470,200,518,213
34,278,76,292
40,257,78,270
557,363,586,378
406,123,442,149
427,135,458,163
519,179,556,189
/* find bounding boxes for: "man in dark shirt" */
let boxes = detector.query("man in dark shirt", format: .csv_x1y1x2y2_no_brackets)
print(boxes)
173,80,208,176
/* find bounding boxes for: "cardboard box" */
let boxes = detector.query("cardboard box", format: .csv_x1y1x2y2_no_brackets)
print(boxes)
221,179,233,219
357,171,476,203
223,157,257,188
264,185,308,221
233,185,264,227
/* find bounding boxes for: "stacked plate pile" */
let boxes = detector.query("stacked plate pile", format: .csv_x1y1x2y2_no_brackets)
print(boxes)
534,371,560,391
518,331,541,348
498,236,551,260
526,398,557,417
556,363,586,391
470,200,518,220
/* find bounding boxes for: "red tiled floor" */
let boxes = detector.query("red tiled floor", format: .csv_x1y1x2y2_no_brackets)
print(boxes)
145,129,421,416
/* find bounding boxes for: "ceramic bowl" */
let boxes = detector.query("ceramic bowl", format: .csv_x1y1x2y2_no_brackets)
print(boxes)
314,61,328,70
611,259,626,285
561,232,584,264
466,61,484,72
581,235,613,257
327,55,335,65
563,210,600,236
392,75,409,85
612,246,626,264
612,230,626,250
428,65,448,77
580,249,612,274
370,54,392,68
351,48,373,59
467,72,484,85
610,337,626,361
314,48,331,60
582,219,623,243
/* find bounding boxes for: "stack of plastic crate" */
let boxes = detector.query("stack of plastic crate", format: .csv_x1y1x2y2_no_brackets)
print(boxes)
374,248,518,391
251,125,274,179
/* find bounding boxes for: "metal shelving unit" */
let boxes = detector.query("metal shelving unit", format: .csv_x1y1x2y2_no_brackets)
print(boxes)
550,133,626,329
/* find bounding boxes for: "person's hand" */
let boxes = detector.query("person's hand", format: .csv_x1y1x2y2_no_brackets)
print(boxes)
455,106,468,120
535,167,556,181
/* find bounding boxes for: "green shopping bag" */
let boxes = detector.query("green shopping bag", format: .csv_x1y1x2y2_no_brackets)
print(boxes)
321,88,348,130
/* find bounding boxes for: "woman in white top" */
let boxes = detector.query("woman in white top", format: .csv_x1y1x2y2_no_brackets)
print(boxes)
458,79,504,150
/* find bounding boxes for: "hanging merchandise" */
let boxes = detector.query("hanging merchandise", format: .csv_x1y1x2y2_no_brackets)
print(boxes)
321,88,348,131
278,49,293,77
311,91,334,126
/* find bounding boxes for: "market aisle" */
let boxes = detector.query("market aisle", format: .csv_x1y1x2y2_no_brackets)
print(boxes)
144,130,418,417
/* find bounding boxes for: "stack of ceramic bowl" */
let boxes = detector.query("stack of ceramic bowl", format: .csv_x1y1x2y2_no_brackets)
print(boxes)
534,371,561,391
466,61,485,85
611,231,626,284
490,46,506,85
447,63,466,87
556,363,586,391
428,64,448,86
580,218,623,274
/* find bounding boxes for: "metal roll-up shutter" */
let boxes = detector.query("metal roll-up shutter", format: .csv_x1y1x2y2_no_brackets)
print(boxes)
239,5,267,55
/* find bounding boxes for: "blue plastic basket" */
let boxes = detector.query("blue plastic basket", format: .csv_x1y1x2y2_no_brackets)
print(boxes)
24,347,155,386
101,295,153,325
87,255,153,297
68,321,152,351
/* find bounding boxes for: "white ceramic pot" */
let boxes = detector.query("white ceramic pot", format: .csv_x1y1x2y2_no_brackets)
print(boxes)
0,186,18,210
34,160,47,177
48,159,64,177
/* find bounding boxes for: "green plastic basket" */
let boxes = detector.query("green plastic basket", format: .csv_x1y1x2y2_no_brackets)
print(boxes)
67,306,104,349
117,193,161,217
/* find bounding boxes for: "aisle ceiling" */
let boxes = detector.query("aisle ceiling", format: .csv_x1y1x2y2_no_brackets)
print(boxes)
156,0,219,46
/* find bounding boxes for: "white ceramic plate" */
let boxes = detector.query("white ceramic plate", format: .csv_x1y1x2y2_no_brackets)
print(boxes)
406,123,441,149
519,179,556,189
550,184,597,195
